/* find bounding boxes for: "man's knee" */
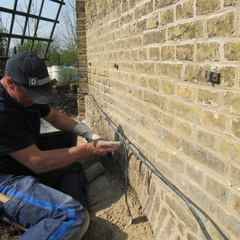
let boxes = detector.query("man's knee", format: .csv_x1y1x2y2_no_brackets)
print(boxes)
78,208,90,239
65,200,90,239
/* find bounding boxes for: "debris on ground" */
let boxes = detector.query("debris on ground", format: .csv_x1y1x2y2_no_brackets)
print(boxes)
82,154,155,240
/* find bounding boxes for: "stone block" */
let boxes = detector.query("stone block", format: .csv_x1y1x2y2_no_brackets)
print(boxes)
136,19,147,33
217,207,240,238
197,42,220,61
168,21,203,41
222,91,240,114
156,63,183,78
186,164,204,185
204,111,227,131
126,36,142,48
148,13,159,29
224,41,240,61
229,164,240,187
197,89,220,106
161,45,175,60
160,8,174,25
168,99,201,123
224,0,240,6
169,154,186,174
135,0,153,19
148,77,160,91
176,44,194,61
205,176,230,204
207,12,235,38
177,85,195,101
154,125,181,148
149,47,160,60
143,30,166,45
176,0,194,20
196,0,221,15
232,192,240,216
143,90,166,106
181,138,227,175
175,119,193,136
159,112,174,128
155,0,179,9
195,128,219,150
232,118,240,139
160,79,174,94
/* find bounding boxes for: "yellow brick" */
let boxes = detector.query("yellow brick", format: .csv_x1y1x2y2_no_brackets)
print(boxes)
197,89,220,105
144,90,167,107
168,21,203,41
219,139,240,163
149,47,160,60
135,2,153,19
155,0,179,9
176,0,194,20
175,120,193,136
204,111,227,131
161,46,175,60
177,85,195,101
156,63,182,79
176,44,194,61
160,8,174,25
196,128,219,150
159,112,174,128
207,12,235,37
161,80,174,94
169,99,202,123
225,41,240,61
196,0,221,15
232,193,240,216
205,176,229,204
197,42,220,61
148,77,160,91
223,92,240,113
232,118,240,139
148,13,159,29
143,31,166,45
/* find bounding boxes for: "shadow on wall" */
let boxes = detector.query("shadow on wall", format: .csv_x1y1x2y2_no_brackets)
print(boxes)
114,125,128,174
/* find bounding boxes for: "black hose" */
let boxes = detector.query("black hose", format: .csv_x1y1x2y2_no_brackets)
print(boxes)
88,94,228,240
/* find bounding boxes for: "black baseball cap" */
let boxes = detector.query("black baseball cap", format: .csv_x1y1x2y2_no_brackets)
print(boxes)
5,52,53,104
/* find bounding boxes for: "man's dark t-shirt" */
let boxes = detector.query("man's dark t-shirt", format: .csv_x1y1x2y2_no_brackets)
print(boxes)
0,82,50,175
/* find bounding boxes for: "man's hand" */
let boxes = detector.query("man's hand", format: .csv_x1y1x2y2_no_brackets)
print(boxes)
87,139,122,156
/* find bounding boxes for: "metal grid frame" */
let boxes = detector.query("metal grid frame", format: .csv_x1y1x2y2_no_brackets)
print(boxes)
0,0,65,73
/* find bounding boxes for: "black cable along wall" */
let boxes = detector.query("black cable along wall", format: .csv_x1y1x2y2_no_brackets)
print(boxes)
88,94,228,240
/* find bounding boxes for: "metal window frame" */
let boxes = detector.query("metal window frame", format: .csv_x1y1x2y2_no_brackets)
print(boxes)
0,0,65,72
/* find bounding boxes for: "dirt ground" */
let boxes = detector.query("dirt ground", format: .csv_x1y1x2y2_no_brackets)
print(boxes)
82,154,155,240
0,84,155,239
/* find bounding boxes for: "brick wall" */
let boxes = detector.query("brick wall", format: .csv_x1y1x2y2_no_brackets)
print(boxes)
76,0,240,239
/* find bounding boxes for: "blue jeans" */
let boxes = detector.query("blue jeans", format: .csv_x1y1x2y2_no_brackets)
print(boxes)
0,165,90,239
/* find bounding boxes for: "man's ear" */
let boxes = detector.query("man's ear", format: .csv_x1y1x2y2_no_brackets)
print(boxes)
6,77,15,89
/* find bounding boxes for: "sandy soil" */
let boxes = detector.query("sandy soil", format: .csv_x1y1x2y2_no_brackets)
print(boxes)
82,155,155,240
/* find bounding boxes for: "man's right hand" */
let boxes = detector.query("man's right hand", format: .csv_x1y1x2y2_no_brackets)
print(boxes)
9,140,122,174
88,139,122,156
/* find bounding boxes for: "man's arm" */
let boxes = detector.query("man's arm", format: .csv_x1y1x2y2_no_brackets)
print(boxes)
44,108,100,141
43,108,78,132
9,139,120,174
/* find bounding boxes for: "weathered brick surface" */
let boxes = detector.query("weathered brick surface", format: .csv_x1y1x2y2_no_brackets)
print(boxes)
207,12,235,38
196,0,221,15
77,0,240,239
176,0,194,20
